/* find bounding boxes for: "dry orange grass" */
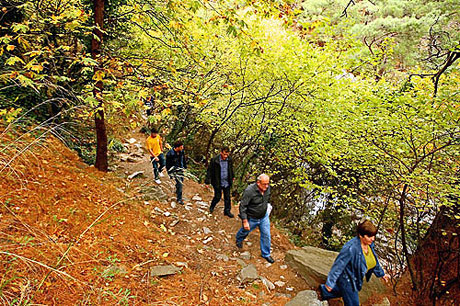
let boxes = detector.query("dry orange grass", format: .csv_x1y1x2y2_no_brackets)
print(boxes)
0,132,288,305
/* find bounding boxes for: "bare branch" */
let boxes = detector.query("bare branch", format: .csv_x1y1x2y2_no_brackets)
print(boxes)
341,0,356,18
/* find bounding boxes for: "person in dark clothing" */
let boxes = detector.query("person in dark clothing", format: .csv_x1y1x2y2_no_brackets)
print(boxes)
319,220,390,306
235,174,274,263
166,141,187,205
205,146,234,218
144,96,154,116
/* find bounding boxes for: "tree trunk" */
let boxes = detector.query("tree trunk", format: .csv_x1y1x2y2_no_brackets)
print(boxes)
410,204,460,304
205,128,219,166
399,183,417,290
92,0,108,172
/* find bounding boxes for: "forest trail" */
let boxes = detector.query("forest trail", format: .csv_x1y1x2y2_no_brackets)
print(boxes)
112,129,312,304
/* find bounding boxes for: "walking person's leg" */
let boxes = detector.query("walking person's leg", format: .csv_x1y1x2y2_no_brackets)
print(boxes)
158,153,165,174
236,218,259,247
222,186,232,216
341,290,359,306
259,213,272,259
336,274,359,306
319,284,342,301
175,171,184,204
151,157,159,180
209,186,222,213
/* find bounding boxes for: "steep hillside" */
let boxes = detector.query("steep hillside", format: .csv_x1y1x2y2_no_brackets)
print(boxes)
0,131,310,305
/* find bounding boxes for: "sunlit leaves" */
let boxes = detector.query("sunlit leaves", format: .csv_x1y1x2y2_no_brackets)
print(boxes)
16,36,30,49
92,70,105,82
11,23,29,33
5,56,24,66
16,74,36,88
0,107,23,123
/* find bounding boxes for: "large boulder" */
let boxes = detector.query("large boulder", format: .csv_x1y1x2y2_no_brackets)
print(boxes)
150,265,181,277
237,264,259,284
285,246,386,304
286,290,326,306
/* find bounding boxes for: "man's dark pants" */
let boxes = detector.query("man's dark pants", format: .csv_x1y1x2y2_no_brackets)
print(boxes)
210,185,231,214
150,153,165,180
173,170,184,202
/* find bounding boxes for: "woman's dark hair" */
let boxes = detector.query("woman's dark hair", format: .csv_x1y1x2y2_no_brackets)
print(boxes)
357,220,378,237
150,127,158,134
173,140,183,148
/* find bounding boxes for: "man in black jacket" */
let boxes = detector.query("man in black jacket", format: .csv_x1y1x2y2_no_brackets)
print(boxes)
205,146,234,218
235,174,274,263
166,141,187,205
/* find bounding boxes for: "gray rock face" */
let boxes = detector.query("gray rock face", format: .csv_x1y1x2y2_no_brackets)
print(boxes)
150,265,181,277
285,247,336,286
285,246,386,304
140,186,168,201
238,264,259,283
285,290,325,306
127,171,143,179
259,276,275,291
374,297,391,305
240,251,251,260
216,254,229,262
192,195,202,201
274,280,286,287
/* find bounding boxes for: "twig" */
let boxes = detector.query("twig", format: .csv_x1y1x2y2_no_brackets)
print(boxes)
0,251,83,284
132,259,156,270
77,196,139,243
37,196,139,293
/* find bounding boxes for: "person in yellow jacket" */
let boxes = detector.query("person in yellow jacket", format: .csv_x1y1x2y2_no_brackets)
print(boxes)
146,128,165,184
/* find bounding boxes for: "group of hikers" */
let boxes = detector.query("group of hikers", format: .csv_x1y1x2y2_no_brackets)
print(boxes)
145,128,390,306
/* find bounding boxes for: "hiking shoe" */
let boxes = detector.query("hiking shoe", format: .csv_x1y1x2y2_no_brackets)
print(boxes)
224,212,234,218
178,200,184,205
263,256,275,263
155,179,161,184
209,206,215,213
236,241,243,249
318,285,325,301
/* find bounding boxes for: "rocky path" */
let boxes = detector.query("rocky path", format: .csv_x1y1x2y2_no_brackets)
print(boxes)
112,130,322,305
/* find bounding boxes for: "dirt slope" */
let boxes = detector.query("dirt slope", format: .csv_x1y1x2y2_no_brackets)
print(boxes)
0,131,309,305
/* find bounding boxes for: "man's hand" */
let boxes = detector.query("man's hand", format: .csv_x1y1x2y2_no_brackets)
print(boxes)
243,219,250,230
325,285,332,292
154,156,159,161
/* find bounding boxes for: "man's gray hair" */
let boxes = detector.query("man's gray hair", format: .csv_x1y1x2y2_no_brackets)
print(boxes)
257,173,270,181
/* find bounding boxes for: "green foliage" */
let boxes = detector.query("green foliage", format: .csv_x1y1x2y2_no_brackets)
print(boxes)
298,0,460,77
102,288,136,305
0,0,94,116
108,137,126,153
2,0,459,300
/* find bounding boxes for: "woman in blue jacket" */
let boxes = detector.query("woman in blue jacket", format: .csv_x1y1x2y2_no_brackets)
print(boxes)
320,220,390,305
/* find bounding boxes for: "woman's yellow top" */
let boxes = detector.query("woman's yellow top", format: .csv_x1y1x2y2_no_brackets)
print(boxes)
363,246,376,271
